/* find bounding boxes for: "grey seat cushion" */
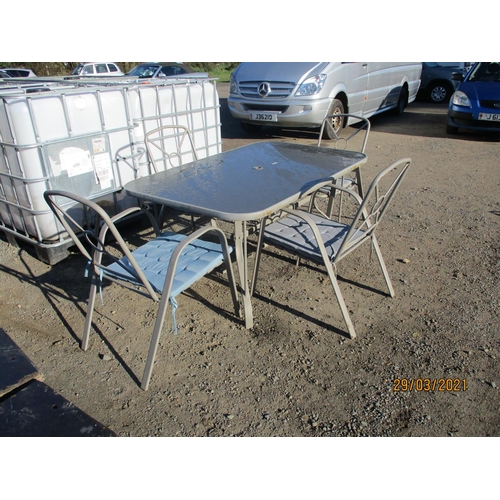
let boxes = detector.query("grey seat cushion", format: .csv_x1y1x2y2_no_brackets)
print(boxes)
264,212,364,263
105,231,230,298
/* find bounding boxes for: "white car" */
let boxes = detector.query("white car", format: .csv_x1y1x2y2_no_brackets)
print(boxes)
0,68,37,78
71,62,124,77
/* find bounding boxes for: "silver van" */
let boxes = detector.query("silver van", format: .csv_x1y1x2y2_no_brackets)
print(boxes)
228,62,422,138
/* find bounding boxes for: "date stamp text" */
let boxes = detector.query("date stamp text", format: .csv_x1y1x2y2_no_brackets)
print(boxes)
393,378,467,392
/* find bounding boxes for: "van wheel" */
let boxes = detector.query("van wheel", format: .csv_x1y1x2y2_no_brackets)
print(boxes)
393,86,408,115
241,122,263,134
322,99,345,139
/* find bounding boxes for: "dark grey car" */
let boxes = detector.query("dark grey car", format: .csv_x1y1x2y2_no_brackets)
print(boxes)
418,63,468,103
125,62,208,79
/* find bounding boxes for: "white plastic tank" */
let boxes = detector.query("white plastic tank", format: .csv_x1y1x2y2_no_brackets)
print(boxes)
0,86,132,240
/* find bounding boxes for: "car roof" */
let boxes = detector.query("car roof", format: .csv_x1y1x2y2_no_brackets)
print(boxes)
135,62,192,67
77,62,119,65
0,67,36,72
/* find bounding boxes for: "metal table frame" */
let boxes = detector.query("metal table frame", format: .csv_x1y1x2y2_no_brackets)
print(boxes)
124,141,367,328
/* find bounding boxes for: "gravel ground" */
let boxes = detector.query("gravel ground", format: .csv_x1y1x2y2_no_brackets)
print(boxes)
1,84,499,441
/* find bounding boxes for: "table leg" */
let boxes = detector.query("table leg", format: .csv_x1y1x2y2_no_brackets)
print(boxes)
234,221,253,329
355,166,364,199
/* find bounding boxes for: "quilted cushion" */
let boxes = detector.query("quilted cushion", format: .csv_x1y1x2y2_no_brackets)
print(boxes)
104,231,230,298
264,212,364,262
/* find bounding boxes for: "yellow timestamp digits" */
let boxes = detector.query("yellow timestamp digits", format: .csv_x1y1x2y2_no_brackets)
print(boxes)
393,378,467,392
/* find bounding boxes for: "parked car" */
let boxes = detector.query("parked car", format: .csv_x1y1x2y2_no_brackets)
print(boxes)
0,67,37,78
125,62,208,79
446,61,500,135
71,62,124,77
418,62,467,103
228,62,422,138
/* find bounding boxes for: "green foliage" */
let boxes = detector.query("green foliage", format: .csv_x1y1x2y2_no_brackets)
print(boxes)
188,62,239,82
188,62,239,73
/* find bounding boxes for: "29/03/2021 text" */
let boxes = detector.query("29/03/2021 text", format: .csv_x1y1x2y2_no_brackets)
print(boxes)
393,378,467,392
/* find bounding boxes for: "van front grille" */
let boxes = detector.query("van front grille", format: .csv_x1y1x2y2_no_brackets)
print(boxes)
238,81,295,99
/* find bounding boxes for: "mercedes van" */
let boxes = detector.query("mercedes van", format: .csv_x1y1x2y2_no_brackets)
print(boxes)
228,62,422,138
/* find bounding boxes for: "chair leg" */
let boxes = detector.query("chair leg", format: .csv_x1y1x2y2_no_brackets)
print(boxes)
250,216,267,296
158,205,166,230
371,234,395,297
81,274,98,351
337,189,344,222
327,185,337,219
222,244,241,319
325,261,357,339
141,294,170,391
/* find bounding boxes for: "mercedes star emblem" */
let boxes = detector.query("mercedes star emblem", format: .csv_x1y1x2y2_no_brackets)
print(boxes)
258,82,271,97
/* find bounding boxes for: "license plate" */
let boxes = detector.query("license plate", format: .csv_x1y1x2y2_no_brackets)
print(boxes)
479,112,500,122
250,112,278,122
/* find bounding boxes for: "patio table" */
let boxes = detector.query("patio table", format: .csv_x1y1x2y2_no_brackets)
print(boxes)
124,141,367,328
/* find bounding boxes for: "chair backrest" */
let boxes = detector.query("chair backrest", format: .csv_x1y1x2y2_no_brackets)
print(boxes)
145,124,198,173
44,190,160,300
317,114,370,153
335,158,411,260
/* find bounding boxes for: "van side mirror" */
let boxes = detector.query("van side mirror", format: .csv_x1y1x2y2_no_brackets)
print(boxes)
451,72,464,82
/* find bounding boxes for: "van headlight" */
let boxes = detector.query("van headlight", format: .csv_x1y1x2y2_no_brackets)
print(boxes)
295,74,327,96
452,90,471,108
229,75,238,94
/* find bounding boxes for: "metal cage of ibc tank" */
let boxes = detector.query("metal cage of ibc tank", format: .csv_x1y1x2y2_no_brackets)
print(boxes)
0,77,221,264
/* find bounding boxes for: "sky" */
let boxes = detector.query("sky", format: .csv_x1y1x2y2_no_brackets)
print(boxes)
3,1,488,63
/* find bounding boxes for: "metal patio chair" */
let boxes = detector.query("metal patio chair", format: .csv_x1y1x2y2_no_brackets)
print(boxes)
144,124,206,229
44,190,240,391
251,158,411,339
145,124,198,172
314,114,370,220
